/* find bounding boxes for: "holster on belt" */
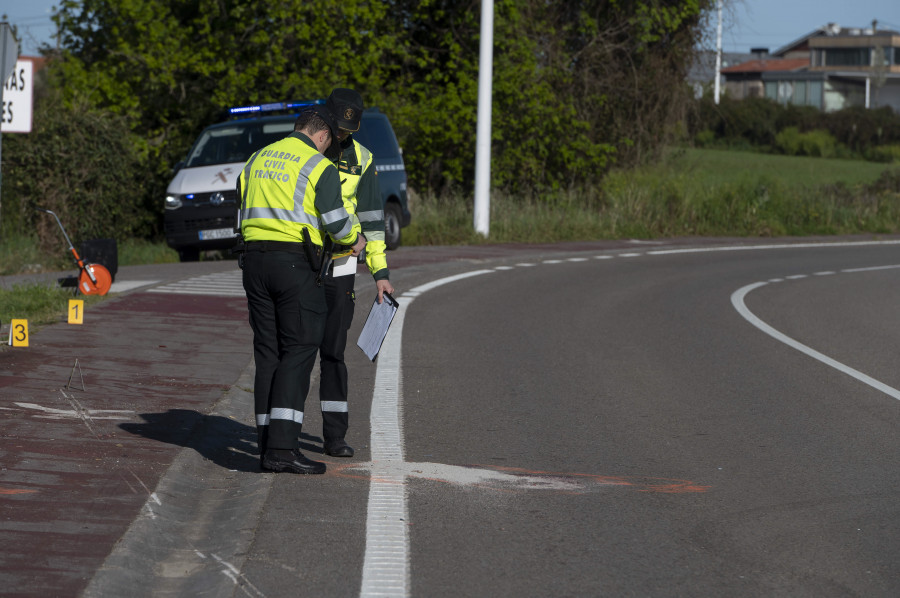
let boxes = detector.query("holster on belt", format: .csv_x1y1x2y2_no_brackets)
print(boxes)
316,236,335,286
229,233,246,256
301,228,322,272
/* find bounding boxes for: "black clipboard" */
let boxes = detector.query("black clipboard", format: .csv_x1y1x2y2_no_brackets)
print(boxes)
356,292,399,361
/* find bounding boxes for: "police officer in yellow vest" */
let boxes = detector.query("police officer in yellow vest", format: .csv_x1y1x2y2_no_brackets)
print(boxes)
239,105,366,474
317,88,394,458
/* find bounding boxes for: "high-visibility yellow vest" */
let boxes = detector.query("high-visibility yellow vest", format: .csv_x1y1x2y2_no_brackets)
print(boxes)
239,135,352,246
340,142,373,209
337,140,388,276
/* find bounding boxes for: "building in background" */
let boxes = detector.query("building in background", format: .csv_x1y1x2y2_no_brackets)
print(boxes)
721,22,900,113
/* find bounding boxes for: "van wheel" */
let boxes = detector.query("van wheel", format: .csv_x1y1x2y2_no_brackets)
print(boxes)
384,203,402,250
178,247,200,262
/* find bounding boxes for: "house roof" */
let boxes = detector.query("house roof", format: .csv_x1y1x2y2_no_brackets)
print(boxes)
772,23,900,56
721,58,809,74
20,55,49,71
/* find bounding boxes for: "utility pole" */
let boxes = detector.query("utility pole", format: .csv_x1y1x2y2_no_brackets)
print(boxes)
714,0,722,104
473,0,493,237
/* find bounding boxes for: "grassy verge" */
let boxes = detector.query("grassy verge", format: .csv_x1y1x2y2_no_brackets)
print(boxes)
403,148,900,245
0,235,179,339
0,233,181,277
0,283,106,343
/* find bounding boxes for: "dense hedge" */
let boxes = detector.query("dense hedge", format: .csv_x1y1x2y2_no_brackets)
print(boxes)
1,85,155,251
688,96,900,158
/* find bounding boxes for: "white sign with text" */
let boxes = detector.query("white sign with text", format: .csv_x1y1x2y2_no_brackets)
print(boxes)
2,60,33,134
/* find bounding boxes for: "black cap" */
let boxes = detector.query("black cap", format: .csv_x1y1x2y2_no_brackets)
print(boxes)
296,104,340,140
326,88,364,132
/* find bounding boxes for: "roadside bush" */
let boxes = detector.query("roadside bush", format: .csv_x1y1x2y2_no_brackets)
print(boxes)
688,96,900,159
775,127,837,158
865,144,900,163
694,129,716,147
775,127,803,156
0,86,155,254
826,106,900,153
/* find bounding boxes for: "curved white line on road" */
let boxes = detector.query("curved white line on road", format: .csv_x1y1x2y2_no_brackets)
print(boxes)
360,269,494,598
731,275,900,402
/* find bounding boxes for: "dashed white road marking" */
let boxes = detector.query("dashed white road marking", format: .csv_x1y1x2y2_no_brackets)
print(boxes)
649,239,900,255
732,265,900,402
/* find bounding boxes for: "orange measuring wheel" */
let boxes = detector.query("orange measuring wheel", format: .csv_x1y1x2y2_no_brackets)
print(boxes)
78,263,112,296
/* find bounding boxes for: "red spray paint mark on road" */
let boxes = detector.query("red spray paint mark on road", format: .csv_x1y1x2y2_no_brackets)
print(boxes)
0,487,39,495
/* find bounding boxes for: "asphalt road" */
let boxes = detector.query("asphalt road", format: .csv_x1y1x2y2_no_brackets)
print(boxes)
2,238,899,597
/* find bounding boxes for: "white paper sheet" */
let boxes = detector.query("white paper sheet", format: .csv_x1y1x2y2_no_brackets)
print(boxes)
356,293,399,361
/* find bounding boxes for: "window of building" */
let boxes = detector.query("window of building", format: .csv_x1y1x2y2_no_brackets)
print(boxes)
824,48,870,66
794,80,807,104
808,81,823,109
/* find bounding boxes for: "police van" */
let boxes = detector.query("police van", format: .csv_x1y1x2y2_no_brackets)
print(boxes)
164,101,411,261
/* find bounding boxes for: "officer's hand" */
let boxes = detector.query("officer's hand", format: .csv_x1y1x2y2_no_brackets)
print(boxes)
376,279,394,304
351,233,367,257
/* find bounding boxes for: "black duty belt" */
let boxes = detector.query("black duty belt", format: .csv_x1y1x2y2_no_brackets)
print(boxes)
244,240,311,257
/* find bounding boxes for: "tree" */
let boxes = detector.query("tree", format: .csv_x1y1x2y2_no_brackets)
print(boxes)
1,84,151,250
41,0,711,204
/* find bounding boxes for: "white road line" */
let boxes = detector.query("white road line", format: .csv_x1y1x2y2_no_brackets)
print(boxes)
650,239,900,255
145,271,245,296
110,280,160,293
361,270,494,598
731,272,900,402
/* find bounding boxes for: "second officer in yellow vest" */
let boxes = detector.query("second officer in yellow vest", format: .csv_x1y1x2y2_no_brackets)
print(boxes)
317,88,394,458
239,106,365,475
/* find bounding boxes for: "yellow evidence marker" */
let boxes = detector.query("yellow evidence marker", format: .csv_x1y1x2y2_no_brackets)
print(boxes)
10,319,28,347
68,299,84,325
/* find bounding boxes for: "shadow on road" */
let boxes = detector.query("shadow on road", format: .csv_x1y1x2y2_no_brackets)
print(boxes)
119,409,326,472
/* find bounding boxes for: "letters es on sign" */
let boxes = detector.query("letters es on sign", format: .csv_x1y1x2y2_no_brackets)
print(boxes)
1,59,33,134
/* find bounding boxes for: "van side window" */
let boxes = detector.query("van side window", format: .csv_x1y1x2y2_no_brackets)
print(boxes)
354,117,401,160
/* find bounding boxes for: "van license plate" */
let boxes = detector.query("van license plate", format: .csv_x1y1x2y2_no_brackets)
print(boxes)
199,228,234,240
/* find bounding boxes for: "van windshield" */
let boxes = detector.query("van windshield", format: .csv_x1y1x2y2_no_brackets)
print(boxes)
354,116,401,160
185,120,295,167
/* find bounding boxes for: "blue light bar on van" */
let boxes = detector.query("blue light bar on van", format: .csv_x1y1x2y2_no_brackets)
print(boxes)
228,99,324,115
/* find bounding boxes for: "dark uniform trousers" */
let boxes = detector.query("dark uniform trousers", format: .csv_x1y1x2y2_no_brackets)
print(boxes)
319,271,356,443
242,248,327,455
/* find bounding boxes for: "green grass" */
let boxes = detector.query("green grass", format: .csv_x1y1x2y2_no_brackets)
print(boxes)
0,234,179,338
656,147,891,188
0,283,106,342
0,234,182,276
118,238,180,266
404,148,900,244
